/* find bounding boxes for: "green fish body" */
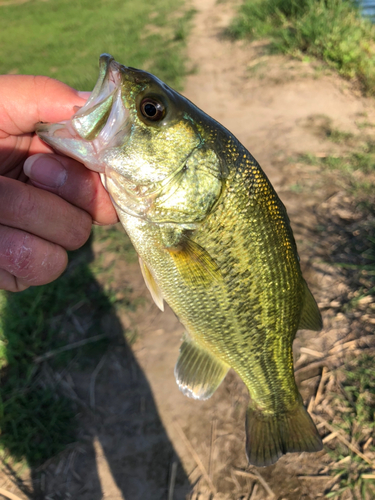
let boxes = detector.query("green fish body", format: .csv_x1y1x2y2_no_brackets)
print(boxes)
37,54,323,466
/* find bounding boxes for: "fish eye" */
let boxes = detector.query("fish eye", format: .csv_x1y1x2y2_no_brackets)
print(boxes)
140,98,165,121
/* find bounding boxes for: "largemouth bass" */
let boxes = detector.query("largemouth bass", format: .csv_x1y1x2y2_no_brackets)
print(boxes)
37,54,323,466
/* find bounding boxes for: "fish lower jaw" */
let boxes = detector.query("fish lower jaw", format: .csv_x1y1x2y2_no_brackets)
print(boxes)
36,122,106,173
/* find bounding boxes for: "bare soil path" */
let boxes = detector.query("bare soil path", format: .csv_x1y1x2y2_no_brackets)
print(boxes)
130,0,375,497
1,1,375,499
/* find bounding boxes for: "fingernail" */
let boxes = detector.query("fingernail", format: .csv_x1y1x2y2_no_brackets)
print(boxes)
77,91,91,100
24,154,67,188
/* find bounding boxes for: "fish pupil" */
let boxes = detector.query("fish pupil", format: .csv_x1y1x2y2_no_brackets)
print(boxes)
145,103,156,116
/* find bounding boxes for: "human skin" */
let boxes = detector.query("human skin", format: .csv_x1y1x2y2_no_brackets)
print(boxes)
0,75,118,292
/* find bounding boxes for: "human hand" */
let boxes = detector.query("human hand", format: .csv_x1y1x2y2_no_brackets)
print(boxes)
0,75,118,292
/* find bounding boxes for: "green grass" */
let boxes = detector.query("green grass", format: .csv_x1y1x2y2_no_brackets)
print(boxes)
296,124,375,337
229,0,375,95
0,229,136,465
299,142,375,196
300,148,375,176
0,387,76,466
298,119,375,198
325,355,375,499
0,0,194,90
0,0,192,468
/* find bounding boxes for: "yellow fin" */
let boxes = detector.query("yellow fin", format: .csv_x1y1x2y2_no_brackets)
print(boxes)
298,280,323,331
138,256,164,311
246,400,323,467
167,236,221,287
175,336,229,400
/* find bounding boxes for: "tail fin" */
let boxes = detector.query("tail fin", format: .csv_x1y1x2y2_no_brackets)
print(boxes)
245,402,322,467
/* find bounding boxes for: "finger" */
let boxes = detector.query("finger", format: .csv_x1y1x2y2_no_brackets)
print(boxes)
0,226,68,291
0,75,88,136
0,268,29,292
24,154,118,225
0,176,92,251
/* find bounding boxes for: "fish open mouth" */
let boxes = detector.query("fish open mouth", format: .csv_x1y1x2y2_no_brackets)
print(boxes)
36,54,130,173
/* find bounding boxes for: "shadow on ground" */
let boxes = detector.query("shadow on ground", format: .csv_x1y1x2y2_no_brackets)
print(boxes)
0,233,190,499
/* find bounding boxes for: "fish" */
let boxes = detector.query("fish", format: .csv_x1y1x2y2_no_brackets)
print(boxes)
37,54,323,467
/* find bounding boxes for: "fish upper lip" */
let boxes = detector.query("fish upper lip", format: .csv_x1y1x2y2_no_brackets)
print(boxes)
36,54,130,173
74,54,123,120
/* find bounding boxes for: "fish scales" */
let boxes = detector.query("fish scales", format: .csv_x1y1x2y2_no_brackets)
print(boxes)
36,54,323,467
191,134,302,409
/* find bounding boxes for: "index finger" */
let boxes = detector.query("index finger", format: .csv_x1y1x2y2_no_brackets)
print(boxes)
0,75,87,136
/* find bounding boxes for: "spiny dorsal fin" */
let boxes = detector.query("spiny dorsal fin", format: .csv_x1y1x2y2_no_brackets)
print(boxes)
166,236,221,287
138,256,164,311
298,280,322,331
175,336,229,400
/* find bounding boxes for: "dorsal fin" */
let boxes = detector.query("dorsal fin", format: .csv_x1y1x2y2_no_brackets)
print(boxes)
175,336,229,400
138,256,164,311
299,280,322,331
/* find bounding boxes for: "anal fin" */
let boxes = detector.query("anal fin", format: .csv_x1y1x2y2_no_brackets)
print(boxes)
175,337,229,400
138,256,164,311
298,280,323,331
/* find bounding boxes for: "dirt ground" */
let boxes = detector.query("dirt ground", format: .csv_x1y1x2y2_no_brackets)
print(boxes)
1,0,375,499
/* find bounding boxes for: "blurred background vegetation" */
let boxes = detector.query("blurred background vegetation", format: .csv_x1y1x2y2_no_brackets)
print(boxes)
229,0,375,95
0,0,194,90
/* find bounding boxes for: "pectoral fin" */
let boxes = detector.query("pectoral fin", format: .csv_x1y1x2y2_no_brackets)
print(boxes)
166,236,221,287
138,256,164,311
298,280,323,331
175,336,229,400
